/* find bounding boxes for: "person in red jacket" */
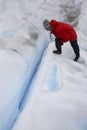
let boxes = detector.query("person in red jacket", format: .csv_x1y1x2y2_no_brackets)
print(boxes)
43,19,80,62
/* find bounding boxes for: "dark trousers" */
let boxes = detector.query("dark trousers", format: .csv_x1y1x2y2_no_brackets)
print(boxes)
55,38,62,53
55,38,80,59
70,39,80,59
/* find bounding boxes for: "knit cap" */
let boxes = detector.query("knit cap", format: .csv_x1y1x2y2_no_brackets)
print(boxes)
43,19,51,31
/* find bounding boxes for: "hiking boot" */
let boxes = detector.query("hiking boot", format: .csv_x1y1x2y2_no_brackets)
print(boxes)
53,50,61,54
74,57,79,62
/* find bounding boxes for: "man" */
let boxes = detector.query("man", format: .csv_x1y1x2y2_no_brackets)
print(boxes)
43,19,80,62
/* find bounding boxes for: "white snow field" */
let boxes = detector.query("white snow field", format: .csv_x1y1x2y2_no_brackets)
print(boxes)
0,0,87,130
13,42,87,130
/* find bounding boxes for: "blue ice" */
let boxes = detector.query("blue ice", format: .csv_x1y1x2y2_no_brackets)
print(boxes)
78,120,87,130
48,65,59,92
0,36,50,130
3,31,15,38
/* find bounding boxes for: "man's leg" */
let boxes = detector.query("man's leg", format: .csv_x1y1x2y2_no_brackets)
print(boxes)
70,39,80,61
53,38,62,54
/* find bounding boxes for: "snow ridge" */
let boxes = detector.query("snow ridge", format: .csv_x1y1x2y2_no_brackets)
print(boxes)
18,39,49,111
9,38,49,130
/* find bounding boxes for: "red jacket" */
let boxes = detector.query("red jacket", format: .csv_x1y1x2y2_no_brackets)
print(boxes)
50,20,77,43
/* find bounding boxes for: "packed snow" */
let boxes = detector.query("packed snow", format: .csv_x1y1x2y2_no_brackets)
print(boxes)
13,42,87,130
0,0,87,130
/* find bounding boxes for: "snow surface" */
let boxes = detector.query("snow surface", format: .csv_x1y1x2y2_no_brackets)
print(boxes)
13,43,87,130
0,0,87,130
